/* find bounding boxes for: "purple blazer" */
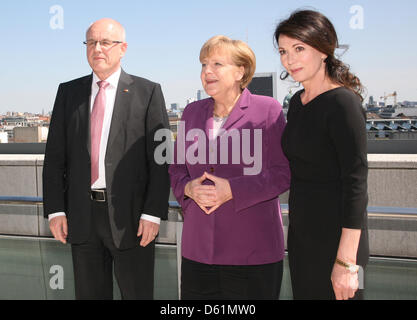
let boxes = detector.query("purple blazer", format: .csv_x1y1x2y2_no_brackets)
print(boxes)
169,88,290,265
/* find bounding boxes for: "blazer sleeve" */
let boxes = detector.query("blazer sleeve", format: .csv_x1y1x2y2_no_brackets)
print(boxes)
43,83,67,217
228,100,291,213
327,92,368,229
143,83,171,220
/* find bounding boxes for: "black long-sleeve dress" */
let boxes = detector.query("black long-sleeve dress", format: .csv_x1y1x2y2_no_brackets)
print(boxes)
281,87,369,300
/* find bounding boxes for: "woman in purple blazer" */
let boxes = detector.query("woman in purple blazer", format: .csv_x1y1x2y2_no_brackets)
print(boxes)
169,35,290,300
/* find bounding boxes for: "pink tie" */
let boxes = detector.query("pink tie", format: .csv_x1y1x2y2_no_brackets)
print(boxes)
91,80,109,186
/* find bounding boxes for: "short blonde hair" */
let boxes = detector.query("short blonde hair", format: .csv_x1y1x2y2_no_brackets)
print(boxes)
199,35,256,89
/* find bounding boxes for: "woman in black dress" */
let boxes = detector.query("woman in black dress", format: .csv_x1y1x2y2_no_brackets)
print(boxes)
274,10,369,300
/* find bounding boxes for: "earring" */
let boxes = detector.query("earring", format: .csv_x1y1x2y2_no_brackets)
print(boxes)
280,70,289,80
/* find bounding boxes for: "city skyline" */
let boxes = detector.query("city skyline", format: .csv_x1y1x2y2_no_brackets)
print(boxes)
1,1,417,113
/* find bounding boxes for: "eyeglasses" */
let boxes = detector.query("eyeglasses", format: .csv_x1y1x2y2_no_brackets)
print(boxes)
83,39,123,49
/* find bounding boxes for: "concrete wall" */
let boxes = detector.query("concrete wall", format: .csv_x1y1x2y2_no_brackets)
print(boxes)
367,154,417,207
367,138,417,154
0,155,44,197
2,140,417,155
0,154,416,258
277,154,417,208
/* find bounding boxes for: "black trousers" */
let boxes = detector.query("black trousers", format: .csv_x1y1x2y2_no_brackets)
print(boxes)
181,257,283,300
71,200,155,300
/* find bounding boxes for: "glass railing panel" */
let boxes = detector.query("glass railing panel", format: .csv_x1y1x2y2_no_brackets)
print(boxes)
365,257,417,300
0,236,178,300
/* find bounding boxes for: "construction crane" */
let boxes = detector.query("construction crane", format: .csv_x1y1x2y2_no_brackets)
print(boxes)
380,92,397,107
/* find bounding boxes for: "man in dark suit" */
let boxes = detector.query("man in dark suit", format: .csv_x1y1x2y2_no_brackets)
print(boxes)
43,18,170,299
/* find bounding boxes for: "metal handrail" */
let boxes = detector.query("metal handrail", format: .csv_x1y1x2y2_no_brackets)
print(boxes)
0,198,184,206
1,197,416,217
367,206,417,215
0,196,43,203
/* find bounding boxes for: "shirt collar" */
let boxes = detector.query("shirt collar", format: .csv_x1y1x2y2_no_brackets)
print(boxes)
92,67,122,89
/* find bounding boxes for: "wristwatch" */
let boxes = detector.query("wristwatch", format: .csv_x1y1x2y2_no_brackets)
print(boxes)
335,258,360,273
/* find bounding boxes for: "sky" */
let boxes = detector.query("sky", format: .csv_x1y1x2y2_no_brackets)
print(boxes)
1,0,417,114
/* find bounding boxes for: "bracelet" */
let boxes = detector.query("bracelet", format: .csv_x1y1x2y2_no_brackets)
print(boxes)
335,258,360,273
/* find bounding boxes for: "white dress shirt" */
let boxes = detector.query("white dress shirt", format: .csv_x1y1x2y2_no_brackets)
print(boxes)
48,68,160,225
212,115,228,139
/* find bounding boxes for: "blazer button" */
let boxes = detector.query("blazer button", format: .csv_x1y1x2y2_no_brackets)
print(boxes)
210,167,215,173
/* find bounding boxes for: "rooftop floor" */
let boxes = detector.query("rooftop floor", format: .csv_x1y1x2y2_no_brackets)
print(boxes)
0,236,415,300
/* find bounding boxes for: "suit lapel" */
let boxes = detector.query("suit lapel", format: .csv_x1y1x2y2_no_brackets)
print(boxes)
106,69,134,154
76,74,93,155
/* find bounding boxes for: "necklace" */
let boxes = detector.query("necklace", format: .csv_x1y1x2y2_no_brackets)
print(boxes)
213,114,228,122
213,112,229,119
213,93,241,118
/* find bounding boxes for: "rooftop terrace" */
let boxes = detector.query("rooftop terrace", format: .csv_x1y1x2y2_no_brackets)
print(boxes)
0,153,416,300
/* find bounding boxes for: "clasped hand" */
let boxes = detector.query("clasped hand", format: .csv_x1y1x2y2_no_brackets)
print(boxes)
184,172,233,214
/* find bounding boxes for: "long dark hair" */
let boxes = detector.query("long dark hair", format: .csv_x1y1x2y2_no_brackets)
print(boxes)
274,10,364,101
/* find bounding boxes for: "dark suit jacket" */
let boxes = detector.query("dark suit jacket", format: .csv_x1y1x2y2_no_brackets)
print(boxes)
43,69,170,249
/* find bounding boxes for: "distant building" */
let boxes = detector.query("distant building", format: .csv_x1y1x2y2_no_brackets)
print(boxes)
167,112,181,134
369,96,375,106
13,127,48,143
186,98,196,106
367,106,381,113
2,117,27,127
2,125,17,141
402,101,417,107
379,107,396,119
394,107,417,118
247,72,277,99
197,90,209,101
170,103,179,111
0,132,8,143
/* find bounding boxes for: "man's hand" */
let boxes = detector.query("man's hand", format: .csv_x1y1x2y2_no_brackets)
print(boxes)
137,219,160,247
49,216,68,244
